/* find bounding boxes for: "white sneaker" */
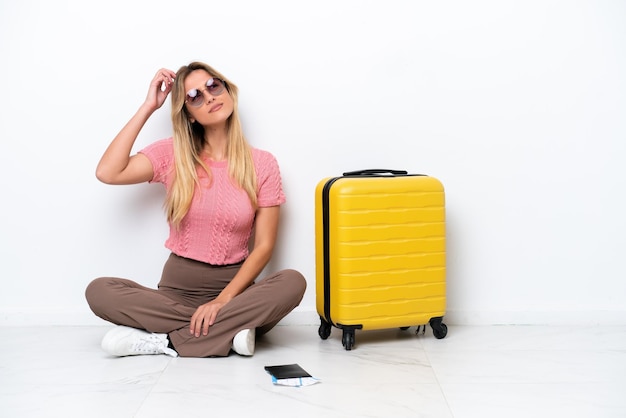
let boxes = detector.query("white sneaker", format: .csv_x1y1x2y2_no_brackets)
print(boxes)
232,328,255,356
101,326,178,357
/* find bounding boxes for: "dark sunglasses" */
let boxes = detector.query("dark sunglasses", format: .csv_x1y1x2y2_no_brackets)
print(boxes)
185,78,227,107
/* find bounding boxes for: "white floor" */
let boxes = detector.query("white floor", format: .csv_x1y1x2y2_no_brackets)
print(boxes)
1,324,625,418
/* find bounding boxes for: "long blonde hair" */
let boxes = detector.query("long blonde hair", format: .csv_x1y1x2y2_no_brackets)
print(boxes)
166,62,257,227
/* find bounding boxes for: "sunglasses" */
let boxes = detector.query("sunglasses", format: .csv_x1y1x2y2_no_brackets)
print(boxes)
185,78,227,107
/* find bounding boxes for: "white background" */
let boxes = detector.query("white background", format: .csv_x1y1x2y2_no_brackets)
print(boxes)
1,0,624,326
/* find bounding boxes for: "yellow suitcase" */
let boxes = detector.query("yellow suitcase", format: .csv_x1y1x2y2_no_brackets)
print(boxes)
315,169,447,350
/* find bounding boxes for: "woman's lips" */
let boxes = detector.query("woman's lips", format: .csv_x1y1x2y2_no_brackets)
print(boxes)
209,103,223,113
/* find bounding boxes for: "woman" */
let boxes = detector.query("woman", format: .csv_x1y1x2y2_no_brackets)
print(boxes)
85,62,306,357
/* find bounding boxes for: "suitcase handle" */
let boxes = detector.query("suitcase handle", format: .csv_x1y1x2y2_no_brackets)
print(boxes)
342,169,408,176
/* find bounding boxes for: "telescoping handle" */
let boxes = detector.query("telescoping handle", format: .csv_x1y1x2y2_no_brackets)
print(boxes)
342,169,409,176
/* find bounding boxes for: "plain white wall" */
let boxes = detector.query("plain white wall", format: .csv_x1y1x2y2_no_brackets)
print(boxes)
1,0,624,326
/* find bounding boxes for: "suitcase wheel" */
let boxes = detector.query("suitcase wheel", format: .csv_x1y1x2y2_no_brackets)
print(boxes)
429,317,448,339
318,317,332,340
342,329,355,351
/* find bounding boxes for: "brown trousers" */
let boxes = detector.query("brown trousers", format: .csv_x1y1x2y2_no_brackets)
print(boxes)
85,253,306,357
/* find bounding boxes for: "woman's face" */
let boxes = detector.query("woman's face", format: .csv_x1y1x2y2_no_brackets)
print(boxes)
183,69,234,127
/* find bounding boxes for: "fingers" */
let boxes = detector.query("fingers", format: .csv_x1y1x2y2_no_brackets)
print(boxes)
151,69,175,95
157,69,176,91
189,303,221,337
145,68,176,109
190,309,205,337
201,316,211,336
189,311,199,337
153,68,176,84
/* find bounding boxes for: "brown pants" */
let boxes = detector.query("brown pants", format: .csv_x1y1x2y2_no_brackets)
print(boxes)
85,253,307,357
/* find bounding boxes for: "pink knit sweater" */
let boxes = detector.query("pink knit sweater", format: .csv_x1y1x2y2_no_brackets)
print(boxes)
139,138,286,265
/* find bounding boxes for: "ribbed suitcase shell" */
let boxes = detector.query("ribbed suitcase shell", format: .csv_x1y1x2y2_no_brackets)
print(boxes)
315,171,447,348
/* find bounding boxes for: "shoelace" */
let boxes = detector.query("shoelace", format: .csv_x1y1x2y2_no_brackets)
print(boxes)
131,334,178,357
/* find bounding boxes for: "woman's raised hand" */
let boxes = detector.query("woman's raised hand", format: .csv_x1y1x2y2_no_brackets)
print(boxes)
145,68,177,111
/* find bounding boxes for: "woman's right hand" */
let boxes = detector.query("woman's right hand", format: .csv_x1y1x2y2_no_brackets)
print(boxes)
144,68,177,111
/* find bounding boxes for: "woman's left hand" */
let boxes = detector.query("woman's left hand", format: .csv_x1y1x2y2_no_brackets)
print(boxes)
190,299,227,337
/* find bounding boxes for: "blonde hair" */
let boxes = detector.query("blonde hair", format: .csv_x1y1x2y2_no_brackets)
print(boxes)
166,62,257,227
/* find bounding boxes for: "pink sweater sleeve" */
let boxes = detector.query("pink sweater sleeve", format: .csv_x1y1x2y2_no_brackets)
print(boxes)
253,148,286,207
138,137,174,184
